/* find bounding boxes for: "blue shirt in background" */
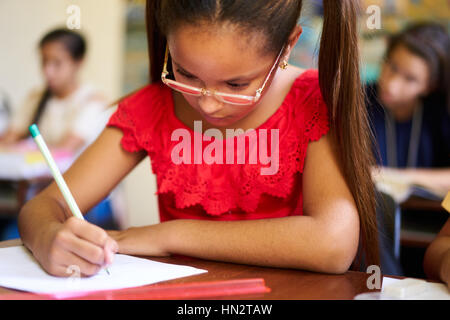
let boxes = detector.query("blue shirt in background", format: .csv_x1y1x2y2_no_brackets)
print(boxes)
366,84,450,169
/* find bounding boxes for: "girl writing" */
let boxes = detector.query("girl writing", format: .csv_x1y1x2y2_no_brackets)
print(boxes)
18,0,379,277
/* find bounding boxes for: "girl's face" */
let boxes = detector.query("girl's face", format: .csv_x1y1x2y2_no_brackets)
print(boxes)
40,41,81,94
378,44,430,110
167,24,280,127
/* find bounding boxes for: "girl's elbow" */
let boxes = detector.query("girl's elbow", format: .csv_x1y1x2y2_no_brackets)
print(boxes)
293,242,355,274
296,250,352,274
321,233,359,274
323,252,354,274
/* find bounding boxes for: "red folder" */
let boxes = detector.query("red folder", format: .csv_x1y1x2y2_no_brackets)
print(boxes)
0,278,270,300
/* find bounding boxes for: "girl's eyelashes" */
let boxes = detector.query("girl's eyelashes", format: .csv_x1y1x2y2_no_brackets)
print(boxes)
176,68,250,90
226,82,250,90
176,68,196,79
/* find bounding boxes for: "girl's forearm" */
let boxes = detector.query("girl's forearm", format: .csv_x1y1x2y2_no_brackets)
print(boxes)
116,215,358,274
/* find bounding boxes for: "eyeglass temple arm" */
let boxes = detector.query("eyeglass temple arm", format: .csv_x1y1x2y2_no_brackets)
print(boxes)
257,45,287,96
162,44,169,75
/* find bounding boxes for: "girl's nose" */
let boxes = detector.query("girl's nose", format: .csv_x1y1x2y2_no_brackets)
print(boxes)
386,78,401,96
198,95,224,116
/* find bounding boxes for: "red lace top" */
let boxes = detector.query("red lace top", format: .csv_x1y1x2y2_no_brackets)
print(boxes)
107,69,329,222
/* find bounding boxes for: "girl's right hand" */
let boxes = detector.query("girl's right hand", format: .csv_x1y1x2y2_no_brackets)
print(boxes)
34,216,119,277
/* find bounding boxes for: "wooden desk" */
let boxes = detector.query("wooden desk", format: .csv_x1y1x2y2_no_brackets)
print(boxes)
0,239,381,300
0,147,73,216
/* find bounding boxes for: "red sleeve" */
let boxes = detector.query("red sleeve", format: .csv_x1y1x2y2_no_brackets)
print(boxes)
303,85,329,142
106,83,171,154
293,70,330,173
107,98,143,153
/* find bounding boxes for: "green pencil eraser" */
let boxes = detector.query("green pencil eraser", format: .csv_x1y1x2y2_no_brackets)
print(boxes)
29,124,40,138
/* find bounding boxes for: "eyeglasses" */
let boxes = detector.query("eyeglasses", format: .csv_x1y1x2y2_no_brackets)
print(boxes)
161,44,285,106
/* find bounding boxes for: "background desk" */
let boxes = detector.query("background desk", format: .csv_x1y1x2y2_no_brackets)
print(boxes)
398,196,448,279
0,239,381,300
400,196,448,248
0,147,73,217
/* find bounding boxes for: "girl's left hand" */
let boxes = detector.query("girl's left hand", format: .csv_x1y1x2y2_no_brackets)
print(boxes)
440,249,450,290
106,224,171,257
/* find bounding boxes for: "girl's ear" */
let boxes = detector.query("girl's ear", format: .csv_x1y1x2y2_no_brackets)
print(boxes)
284,25,303,60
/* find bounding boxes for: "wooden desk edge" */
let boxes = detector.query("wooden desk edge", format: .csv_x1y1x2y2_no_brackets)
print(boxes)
0,238,383,300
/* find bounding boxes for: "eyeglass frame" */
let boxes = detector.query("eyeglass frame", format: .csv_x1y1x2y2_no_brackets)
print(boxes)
161,43,286,106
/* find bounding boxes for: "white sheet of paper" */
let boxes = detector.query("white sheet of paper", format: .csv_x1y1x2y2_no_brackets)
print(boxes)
0,246,207,297
381,276,450,300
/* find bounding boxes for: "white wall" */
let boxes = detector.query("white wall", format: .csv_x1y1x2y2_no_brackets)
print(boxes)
0,0,160,229
121,158,160,227
0,0,125,109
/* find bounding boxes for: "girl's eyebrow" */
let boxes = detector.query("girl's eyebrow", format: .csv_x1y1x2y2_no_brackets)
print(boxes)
173,60,198,77
172,59,261,82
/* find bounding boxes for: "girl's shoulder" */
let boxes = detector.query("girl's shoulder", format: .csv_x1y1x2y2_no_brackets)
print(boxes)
107,82,173,153
289,68,319,89
67,84,108,112
119,82,169,106
111,81,171,116
113,82,172,122
77,84,107,104
280,68,329,141
281,68,327,114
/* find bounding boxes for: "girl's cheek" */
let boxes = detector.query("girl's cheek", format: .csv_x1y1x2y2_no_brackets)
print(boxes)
182,95,200,110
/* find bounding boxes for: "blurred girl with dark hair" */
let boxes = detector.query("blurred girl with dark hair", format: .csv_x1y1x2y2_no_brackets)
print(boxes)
0,28,107,152
0,28,113,241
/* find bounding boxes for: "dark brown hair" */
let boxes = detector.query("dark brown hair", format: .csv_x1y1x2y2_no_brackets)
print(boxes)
385,22,450,112
146,0,379,269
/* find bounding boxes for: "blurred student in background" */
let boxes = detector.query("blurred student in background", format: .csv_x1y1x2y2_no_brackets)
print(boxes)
0,28,107,152
366,22,450,193
0,28,115,240
365,22,450,277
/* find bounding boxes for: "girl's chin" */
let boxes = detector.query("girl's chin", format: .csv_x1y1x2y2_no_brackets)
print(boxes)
380,93,397,108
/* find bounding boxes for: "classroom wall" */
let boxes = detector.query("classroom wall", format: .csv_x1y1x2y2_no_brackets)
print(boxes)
0,0,125,108
120,158,160,227
0,0,160,229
